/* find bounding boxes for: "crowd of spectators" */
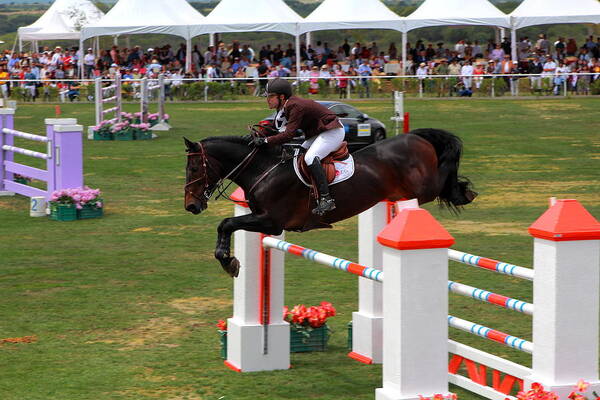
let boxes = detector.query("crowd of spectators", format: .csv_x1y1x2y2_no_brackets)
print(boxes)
1,33,599,101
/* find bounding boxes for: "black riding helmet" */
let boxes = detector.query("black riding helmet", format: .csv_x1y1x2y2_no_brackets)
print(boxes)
264,78,292,99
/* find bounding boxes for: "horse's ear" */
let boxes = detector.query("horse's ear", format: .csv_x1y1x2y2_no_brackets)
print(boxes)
183,137,198,152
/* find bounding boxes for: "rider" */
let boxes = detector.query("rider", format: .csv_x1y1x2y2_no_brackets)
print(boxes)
251,78,344,216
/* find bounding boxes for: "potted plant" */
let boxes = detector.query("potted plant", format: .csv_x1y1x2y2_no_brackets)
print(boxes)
92,120,114,140
131,122,152,140
285,302,336,352
112,121,134,141
217,301,336,358
216,320,228,359
13,174,31,185
49,187,104,221
148,113,170,127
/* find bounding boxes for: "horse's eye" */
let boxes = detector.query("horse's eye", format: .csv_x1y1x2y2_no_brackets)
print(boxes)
191,167,199,173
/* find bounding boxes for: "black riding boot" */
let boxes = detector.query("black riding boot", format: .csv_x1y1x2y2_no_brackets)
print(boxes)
308,158,336,216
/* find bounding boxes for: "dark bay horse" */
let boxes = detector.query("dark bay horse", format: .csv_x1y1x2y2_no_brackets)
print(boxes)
184,129,476,277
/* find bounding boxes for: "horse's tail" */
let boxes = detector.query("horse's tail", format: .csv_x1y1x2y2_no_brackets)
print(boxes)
410,128,477,212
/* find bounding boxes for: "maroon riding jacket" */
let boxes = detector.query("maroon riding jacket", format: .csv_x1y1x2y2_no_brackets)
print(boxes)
266,96,341,145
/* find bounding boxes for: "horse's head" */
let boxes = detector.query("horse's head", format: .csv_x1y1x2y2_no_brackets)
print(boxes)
184,137,220,215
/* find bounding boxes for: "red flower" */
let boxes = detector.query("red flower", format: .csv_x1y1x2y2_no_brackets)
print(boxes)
575,380,590,393
216,319,227,331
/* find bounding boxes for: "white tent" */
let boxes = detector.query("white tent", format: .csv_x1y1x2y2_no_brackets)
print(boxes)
18,0,104,47
510,0,600,29
401,0,510,74
81,0,205,73
404,0,510,31
298,0,404,34
507,0,600,61
81,0,203,41
192,0,302,36
19,11,80,41
190,0,304,74
190,0,303,37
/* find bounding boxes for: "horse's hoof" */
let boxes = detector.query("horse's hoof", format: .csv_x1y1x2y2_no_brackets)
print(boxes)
220,257,240,278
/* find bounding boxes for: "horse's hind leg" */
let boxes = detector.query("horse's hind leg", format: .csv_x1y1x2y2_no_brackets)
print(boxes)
215,214,283,278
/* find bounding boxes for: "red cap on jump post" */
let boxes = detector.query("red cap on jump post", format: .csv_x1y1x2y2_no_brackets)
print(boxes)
403,112,410,134
55,105,61,116
230,187,249,208
377,208,454,250
528,199,600,241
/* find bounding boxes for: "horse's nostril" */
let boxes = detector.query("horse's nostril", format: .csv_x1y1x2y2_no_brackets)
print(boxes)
186,204,197,213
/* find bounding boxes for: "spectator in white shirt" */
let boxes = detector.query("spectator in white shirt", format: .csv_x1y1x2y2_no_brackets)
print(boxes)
460,61,474,89
83,48,95,78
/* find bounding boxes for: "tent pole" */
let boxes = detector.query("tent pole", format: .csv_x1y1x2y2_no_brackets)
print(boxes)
209,34,215,47
80,38,85,79
95,37,100,58
511,28,517,62
19,37,22,53
186,37,192,74
306,32,311,48
113,36,118,46
402,31,407,76
499,28,505,42
295,34,301,84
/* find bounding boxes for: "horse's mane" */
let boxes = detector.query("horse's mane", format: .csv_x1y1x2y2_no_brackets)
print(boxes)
201,135,284,158
202,136,249,146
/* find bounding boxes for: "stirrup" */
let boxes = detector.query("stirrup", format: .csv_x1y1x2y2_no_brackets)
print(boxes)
312,196,336,216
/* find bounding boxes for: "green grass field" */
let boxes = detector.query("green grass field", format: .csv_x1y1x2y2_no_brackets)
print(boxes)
0,98,599,400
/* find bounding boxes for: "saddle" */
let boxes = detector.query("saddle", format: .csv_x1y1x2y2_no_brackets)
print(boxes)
297,141,350,185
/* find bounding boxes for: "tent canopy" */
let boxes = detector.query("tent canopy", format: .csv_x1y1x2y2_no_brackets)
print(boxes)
18,0,104,41
405,0,510,32
81,0,204,41
510,0,600,29
190,0,303,37
298,0,404,34
20,11,80,41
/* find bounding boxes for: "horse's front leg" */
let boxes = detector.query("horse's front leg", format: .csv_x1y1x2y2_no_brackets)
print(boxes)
215,213,283,278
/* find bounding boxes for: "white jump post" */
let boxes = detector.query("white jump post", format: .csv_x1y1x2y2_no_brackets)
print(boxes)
525,199,600,397
351,198,417,364
140,74,171,131
224,188,289,372
375,205,455,400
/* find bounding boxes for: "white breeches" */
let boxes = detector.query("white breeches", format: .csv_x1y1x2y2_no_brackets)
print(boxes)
302,126,345,166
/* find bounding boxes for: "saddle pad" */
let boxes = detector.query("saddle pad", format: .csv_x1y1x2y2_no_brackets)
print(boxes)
293,148,355,187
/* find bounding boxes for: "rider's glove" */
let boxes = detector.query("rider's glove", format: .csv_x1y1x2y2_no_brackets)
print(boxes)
250,137,268,147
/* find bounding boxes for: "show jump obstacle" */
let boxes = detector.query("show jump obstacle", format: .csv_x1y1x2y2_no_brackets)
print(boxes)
0,109,83,200
94,75,170,131
227,189,600,400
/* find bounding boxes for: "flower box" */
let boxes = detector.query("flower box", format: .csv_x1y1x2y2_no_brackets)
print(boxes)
135,130,152,140
93,131,113,141
291,324,329,353
77,204,104,219
114,129,135,141
347,321,353,351
218,330,227,359
50,203,78,221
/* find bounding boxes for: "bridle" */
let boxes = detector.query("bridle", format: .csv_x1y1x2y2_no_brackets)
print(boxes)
185,143,219,204
185,138,261,205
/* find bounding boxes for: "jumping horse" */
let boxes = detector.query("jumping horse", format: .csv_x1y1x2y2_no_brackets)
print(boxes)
184,129,477,277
